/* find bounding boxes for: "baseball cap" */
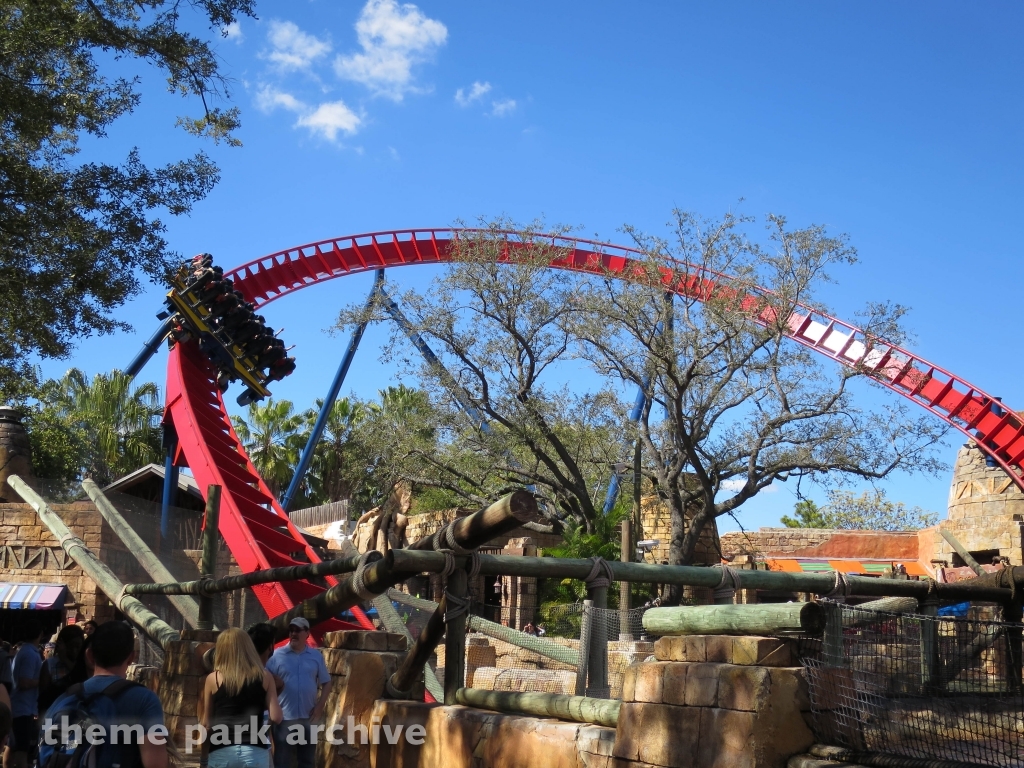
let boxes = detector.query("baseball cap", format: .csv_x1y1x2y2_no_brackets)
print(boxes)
289,617,310,631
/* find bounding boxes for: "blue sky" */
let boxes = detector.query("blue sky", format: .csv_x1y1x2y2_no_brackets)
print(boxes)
46,1,1024,531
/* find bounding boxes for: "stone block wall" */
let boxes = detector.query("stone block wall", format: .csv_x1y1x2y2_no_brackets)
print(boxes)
0,501,114,623
612,635,814,768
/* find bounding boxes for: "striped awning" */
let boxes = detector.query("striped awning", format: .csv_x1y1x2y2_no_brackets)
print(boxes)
764,559,930,577
0,583,70,610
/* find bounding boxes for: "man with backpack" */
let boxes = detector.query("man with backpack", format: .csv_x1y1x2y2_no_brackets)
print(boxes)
5,619,44,768
39,622,167,768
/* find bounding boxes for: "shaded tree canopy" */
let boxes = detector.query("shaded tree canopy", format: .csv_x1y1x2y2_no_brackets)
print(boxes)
26,368,162,489
0,0,253,396
783,489,939,531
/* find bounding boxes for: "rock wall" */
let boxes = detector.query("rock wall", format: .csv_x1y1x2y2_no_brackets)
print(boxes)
0,407,34,503
941,441,1024,566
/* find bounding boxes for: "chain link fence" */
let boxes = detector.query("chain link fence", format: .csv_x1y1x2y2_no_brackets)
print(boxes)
800,600,1024,768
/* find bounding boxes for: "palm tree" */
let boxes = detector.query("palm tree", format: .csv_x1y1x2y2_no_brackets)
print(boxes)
42,369,163,485
302,397,365,506
232,398,304,497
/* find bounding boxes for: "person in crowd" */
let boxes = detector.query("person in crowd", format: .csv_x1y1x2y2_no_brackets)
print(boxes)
38,625,87,713
265,619,331,768
201,629,282,768
42,644,54,661
4,620,43,768
0,639,12,694
246,625,285,693
44,621,167,768
523,623,537,636
0,680,11,749
535,624,547,637
81,620,97,638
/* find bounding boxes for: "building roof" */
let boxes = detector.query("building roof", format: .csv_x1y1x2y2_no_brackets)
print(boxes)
103,464,203,500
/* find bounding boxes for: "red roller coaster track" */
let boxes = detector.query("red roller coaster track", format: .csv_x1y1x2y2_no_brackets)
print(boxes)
166,227,1024,635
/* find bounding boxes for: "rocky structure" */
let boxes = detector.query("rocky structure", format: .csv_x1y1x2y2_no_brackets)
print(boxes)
939,440,1024,566
0,407,34,503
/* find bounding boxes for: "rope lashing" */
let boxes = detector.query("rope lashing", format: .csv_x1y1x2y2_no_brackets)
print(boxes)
712,565,741,602
444,591,471,624
431,523,473,555
467,551,482,583
439,552,456,580
350,552,379,602
825,570,852,603
585,557,614,590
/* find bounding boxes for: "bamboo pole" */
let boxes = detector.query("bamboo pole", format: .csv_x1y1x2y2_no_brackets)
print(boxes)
386,589,580,667
9,475,180,649
407,491,539,551
82,479,202,628
455,688,621,728
643,602,827,636
124,555,362,597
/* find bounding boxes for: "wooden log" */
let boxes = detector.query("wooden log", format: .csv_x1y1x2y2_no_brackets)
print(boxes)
642,602,827,637
940,528,985,576
575,600,592,696
9,475,180,649
444,568,468,705
197,484,221,631
372,594,443,701
407,491,539,551
455,688,620,728
386,589,579,667
83,479,203,629
389,597,447,695
586,585,609,697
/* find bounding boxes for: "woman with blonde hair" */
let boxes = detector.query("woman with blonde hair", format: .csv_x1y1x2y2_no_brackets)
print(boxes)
202,628,283,768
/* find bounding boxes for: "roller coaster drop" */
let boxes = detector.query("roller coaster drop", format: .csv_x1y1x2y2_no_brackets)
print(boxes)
132,227,1024,639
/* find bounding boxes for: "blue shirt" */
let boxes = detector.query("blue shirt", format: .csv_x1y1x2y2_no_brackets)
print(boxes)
265,646,330,720
11,644,42,717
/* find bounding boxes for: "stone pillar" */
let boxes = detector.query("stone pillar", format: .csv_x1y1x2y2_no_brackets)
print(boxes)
0,406,34,502
941,441,1024,566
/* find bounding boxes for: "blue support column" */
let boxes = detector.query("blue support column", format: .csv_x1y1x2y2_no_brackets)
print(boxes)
602,383,648,514
281,270,385,512
160,425,179,552
125,318,175,379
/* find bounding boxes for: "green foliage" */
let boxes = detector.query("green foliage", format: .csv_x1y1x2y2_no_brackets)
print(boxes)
540,501,626,611
781,489,939,531
781,499,830,528
0,0,253,395
231,399,305,497
25,368,162,490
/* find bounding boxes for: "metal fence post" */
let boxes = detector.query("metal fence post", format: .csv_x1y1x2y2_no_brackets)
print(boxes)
197,484,221,632
823,602,844,667
575,599,593,696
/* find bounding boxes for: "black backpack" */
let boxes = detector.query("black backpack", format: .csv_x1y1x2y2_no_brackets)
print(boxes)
39,679,144,768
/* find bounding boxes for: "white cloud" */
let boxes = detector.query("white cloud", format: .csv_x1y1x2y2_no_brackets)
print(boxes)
491,98,517,117
334,0,447,100
255,85,306,114
265,20,331,71
721,478,778,493
455,81,491,106
295,101,363,141
222,21,244,43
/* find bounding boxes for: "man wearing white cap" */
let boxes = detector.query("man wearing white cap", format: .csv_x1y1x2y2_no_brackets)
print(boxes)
265,618,331,768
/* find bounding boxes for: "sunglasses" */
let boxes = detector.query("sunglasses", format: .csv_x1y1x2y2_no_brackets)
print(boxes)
288,626,308,634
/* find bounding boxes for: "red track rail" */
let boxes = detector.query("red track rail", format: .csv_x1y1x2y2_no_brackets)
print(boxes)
220,227,1024,491
164,339,373,636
